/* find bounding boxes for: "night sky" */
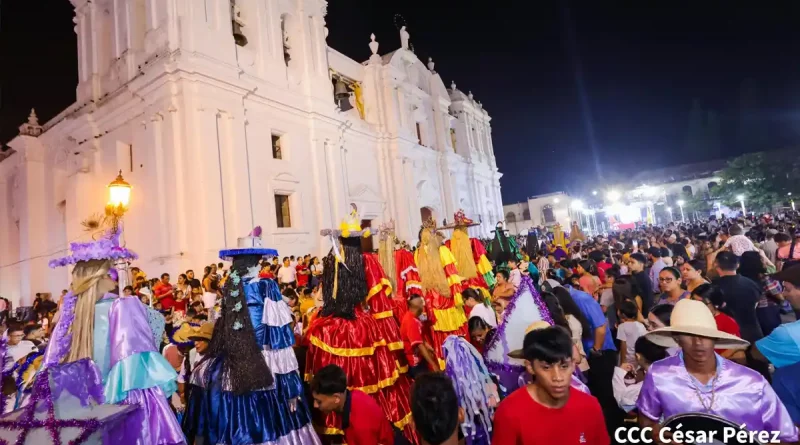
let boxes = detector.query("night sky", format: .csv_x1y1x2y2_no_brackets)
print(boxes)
4,1,800,203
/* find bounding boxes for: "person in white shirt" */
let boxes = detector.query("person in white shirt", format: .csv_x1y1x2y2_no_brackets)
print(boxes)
723,224,756,256
612,336,666,412
616,301,647,366
6,325,37,370
277,257,297,287
462,288,496,327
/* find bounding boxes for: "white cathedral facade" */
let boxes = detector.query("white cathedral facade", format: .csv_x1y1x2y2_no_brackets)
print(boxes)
0,0,503,306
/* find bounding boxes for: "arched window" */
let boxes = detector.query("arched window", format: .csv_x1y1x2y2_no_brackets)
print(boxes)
542,205,556,224
682,185,693,196
707,181,718,196
522,209,531,220
506,212,517,223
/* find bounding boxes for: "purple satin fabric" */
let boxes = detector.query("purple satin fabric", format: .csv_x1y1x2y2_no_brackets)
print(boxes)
109,297,159,368
50,358,105,407
100,386,185,444
41,291,77,369
637,354,798,442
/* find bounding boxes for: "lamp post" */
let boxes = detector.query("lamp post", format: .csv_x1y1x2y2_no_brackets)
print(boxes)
736,194,746,216
105,170,132,288
790,192,795,211
677,200,686,222
667,207,673,222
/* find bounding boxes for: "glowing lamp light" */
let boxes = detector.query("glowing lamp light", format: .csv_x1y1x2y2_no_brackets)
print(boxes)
677,200,685,206
607,190,621,202
554,198,560,204
592,190,598,196
666,207,672,212
108,171,132,209
571,200,584,210
736,194,745,201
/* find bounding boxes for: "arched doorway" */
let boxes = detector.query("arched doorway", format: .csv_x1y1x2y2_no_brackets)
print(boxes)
420,207,434,224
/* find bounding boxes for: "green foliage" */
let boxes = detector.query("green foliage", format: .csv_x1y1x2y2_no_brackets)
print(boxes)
714,152,800,212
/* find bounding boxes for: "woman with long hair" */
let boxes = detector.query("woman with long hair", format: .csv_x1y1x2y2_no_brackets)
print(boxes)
680,259,708,293
542,292,589,373
552,287,592,342
739,251,784,336
577,259,601,296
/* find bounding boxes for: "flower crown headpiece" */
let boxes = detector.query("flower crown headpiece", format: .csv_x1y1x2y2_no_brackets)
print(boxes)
48,226,138,269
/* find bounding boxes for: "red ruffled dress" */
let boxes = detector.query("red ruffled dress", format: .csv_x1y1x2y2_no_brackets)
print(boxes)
415,246,468,369
363,253,409,369
305,294,416,443
445,238,495,301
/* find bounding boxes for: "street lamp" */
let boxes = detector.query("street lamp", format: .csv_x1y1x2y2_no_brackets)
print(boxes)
554,198,560,204
736,194,746,215
607,190,621,202
667,206,673,221
105,170,133,288
592,190,598,196
677,199,686,222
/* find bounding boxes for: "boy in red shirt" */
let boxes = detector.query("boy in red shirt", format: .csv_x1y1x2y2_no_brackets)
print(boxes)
492,326,610,445
400,294,440,377
311,364,396,445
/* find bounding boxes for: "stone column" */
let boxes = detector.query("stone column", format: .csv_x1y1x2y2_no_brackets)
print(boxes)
14,142,49,306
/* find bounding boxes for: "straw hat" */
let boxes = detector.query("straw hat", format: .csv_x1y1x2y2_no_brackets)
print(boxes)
508,321,554,359
645,299,749,350
174,322,215,343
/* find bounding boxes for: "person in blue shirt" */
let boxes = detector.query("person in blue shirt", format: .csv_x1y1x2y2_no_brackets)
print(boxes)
553,284,621,438
753,264,800,369
773,361,800,425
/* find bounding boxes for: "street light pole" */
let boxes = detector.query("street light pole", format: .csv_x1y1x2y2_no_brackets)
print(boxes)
737,194,746,216
677,200,685,222
667,207,673,222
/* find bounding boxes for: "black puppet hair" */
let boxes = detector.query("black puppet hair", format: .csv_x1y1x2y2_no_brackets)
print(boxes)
320,236,368,320
205,254,273,394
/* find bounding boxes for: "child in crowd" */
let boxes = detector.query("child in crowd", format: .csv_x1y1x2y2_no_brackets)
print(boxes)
617,300,646,366
612,336,667,413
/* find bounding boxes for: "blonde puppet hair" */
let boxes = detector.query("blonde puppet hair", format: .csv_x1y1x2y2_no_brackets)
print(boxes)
64,259,115,363
450,227,478,280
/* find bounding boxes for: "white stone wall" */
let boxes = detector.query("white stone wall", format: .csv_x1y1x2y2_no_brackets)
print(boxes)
0,0,502,306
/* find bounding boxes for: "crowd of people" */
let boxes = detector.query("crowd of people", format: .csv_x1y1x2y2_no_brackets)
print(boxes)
2,210,800,445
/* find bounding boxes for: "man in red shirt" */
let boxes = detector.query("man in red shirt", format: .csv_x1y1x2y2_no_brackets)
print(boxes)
400,294,440,377
492,326,610,445
311,364,395,445
296,257,310,288
153,273,175,310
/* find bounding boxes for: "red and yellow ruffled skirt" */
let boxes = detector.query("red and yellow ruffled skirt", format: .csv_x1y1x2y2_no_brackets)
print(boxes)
305,308,417,444
423,290,468,368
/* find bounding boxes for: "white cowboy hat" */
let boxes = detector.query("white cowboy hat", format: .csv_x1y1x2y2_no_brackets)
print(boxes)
645,299,750,350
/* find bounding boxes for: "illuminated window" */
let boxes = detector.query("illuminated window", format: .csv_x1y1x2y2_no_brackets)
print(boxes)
275,194,291,228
